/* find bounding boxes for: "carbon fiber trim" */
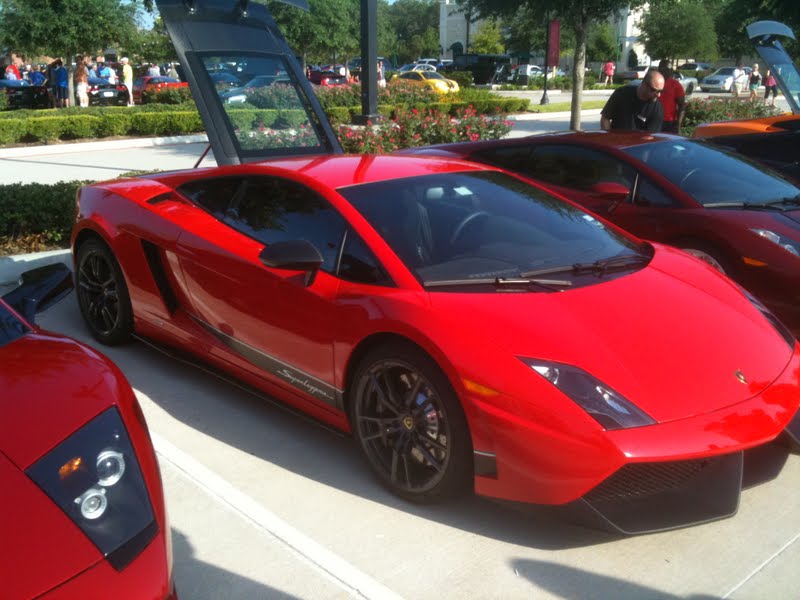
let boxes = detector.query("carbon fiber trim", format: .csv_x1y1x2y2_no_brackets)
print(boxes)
193,316,344,410
473,451,498,478
575,453,744,534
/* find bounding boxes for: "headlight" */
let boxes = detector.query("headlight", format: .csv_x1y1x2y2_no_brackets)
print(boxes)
26,407,156,570
225,94,247,104
750,228,800,256
520,358,656,430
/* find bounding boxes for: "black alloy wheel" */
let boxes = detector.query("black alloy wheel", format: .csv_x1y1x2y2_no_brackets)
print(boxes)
351,344,472,503
76,239,134,345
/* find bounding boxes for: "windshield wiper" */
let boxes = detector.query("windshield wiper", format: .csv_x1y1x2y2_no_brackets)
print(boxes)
704,201,793,210
764,194,800,207
424,276,572,292
520,254,649,278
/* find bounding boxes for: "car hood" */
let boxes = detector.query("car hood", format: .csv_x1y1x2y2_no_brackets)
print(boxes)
428,246,795,423
0,450,102,598
0,332,120,467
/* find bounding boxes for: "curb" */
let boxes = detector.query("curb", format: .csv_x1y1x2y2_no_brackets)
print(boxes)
0,134,209,159
0,249,72,286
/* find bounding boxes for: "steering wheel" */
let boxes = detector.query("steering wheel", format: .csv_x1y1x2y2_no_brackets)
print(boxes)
679,168,701,188
449,211,489,246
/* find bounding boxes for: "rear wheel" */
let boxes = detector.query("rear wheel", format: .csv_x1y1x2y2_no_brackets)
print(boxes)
350,343,472,503
686,83,695,95
75,239,134,345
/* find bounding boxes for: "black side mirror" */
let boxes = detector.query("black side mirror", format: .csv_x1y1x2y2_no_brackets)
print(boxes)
259,240,323,286
2,263,74,324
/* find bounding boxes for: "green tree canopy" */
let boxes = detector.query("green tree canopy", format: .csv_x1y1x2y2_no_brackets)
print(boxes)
715,0,799,60
384,0,441,64
470,19,505,54
269,0,360,64
586,22,617,62
639,0,718,63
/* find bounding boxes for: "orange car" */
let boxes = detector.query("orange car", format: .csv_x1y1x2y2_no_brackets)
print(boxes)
693,20,799,138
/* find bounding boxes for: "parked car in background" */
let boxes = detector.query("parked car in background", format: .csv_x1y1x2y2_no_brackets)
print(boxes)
394,63,437,75
700,66,751,92
0,79,50,109
618,65,650,81
442,53,511,85
132,75,188,104
307,67,348,86
83,77,129,106
402,131,800,333
629,71,698,94
678,62,714,72
209,71,242,90
1,264,176,599
219,74,293,103
389,70,459,94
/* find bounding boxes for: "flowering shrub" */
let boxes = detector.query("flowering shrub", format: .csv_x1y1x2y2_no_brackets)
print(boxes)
337,106,512,154
683,97,781,136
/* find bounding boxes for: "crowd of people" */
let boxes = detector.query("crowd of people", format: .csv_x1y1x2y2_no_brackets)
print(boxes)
3,51,180,108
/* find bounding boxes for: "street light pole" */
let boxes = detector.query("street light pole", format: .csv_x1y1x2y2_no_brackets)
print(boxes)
540,16,550,105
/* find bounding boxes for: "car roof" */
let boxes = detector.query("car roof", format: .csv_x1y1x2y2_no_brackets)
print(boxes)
148,154,492,190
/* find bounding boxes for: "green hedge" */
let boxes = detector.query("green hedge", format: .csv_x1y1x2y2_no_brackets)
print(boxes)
0,181,86,244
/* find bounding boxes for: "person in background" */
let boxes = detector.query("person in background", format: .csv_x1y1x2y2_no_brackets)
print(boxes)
748,63,762,101
731,62,747,97
147,63,161,77
4,53,22,80
29,65,46,87
378,59,386,88
167,63,179,79
87,62,98,79
45,59,58,107
54,59,69,108
657,60,686,134
600,69,665,131
75,63,89,108
764,68,778,106
602,59,615,86
121,57,134,105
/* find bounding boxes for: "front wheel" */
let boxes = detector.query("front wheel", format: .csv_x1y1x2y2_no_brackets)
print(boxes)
75,239,134,345
350,343,472,503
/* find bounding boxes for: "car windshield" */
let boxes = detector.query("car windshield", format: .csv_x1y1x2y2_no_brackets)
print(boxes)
623,140,800,206
339,171,647,286
712,68,735,76
422,72,446,81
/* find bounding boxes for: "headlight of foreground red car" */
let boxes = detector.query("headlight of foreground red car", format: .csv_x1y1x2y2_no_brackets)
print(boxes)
0,264,175,599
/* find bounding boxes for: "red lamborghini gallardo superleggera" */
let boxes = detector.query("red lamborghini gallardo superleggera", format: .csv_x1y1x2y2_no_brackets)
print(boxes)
70,0,800,534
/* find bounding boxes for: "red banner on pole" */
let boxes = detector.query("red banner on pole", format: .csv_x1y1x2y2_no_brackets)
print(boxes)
547,20,561,68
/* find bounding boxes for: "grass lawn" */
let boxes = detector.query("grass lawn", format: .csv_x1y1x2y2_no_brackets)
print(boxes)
526,100,607,113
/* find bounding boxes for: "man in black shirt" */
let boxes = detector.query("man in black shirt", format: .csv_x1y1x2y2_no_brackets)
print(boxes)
600,69,665,132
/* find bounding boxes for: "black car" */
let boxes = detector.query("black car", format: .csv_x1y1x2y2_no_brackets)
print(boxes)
0,80,50,109
84,77,129,106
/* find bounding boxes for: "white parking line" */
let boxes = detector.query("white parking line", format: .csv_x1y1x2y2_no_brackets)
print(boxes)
722,530,800,598
151,431,405,600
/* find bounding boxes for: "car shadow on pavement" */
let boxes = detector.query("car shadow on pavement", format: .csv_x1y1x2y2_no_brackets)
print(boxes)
171,528,302,600
509,558,722,600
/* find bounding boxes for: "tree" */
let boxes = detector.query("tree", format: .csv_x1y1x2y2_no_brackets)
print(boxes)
0,0,138,103
384,0,440,64
586,22,617,63
460,0,645,130
639,1,718,63
126,17,178,64
470,19,505,54
269,0,360,65
715,0,799,61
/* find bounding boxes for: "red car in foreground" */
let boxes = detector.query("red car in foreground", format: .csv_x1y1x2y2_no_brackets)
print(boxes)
1,264,175,599
67,0,800,535
403,131,800,334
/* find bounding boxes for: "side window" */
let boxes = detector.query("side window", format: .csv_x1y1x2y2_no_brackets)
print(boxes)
528,145,635,192
473,146,533,173
338,230,392,286
178,177,243,218
227,177,346,273
636,177,679,208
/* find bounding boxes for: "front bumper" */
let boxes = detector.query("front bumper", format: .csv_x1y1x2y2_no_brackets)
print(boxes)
469,346,800,532
701,83,731,92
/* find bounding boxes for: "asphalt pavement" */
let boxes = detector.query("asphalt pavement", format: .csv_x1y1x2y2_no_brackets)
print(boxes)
2,95,800,599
